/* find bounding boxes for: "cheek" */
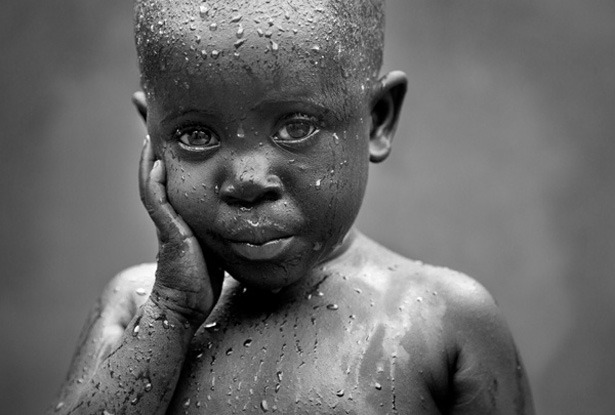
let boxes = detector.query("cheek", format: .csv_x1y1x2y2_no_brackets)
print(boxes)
163,158,217,234
293,131,369,241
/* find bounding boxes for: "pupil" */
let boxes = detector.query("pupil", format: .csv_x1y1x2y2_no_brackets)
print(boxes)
191,131,209,144
287,122,310,138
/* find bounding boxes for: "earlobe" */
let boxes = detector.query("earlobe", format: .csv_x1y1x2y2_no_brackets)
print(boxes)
132,91,148,122
369,71,407,163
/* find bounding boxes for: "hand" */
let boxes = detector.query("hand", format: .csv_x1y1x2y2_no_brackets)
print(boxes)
139,136,223,326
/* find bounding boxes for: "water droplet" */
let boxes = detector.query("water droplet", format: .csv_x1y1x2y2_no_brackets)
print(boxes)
236,25,244,38
261,399,269,412
199,5,209,17
257,28,264,37
132,325,140,336
162,319,169,329
311,45,321,52
354,288,362,294
234,38,246,48
144,382,152,392
209,22,218,31
326,304,339,311
183,398,191,408
54,401,65,412
336,389,345,397
374,382,382,390
315,179,322,189
135,287,147,296
271,40,279,52
237,125,245,138
205,321,218,329
416,297,423,303
243,339,253,347
189,23,197,31
230,15,242,23
226,348,233,355
211,50,220,59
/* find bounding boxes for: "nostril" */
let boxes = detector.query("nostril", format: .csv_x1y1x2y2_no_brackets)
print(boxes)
220,180,282,207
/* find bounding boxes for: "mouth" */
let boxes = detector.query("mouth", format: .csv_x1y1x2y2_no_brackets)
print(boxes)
228,236,294,261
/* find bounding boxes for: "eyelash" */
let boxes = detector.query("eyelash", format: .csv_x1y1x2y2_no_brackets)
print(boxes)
174,125,220,152
273,113,320,146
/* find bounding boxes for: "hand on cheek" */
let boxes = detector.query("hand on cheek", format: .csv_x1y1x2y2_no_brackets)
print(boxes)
139,136,223,327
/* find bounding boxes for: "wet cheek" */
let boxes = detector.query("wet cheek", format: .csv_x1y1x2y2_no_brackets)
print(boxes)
164,163,218,234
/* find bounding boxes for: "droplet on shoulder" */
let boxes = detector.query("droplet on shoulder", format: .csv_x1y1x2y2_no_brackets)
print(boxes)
326,304,339,311
374,382,382,390
261,399,269,412
336,389,345,397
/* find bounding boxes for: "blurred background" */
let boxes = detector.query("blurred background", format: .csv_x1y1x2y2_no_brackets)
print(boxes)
1,0,614,414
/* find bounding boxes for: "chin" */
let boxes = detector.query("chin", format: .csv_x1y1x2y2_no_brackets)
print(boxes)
222,255,310,292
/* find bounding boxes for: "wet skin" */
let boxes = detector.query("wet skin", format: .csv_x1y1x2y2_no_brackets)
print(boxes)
143,26,375,292
51,2,534,413
165,233,533,414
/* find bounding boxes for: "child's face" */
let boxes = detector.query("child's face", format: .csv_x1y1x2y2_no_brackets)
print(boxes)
143,15,375,290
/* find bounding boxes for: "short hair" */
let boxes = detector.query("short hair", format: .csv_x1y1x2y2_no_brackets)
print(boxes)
134,0,385,93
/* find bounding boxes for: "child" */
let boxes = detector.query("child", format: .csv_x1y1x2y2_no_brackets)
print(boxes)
51,0,534,413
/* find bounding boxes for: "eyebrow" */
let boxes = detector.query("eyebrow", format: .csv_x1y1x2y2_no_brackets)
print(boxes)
251,98,329,114
160,109,217,125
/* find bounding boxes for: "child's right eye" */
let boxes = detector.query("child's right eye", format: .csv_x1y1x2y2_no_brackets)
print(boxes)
175,127,220,151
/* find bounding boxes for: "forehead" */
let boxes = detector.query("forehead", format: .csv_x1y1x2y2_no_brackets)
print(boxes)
136,0,376,104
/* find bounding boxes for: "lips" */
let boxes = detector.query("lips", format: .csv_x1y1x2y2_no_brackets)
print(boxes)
228,236,294,261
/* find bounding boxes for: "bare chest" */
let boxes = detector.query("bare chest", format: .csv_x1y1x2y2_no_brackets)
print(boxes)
166,290,441,414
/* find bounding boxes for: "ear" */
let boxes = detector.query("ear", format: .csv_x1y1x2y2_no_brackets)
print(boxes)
369,71,407,163
131,91,148,122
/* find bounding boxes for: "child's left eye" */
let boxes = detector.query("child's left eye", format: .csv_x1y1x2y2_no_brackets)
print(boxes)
273,115,318,143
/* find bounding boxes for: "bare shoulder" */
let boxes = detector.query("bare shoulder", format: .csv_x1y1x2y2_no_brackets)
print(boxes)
353,234,534,413
99,263,157,324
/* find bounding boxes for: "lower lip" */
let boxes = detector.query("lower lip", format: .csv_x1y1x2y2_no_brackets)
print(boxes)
229,237,294,261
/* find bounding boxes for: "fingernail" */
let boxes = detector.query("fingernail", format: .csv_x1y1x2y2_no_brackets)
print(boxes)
153,159,160,170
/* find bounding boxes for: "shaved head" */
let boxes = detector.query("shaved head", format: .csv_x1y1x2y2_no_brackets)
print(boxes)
134,0,385,96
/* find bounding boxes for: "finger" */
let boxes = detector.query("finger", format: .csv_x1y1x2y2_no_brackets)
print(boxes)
139,135,154,203
146,159,194,243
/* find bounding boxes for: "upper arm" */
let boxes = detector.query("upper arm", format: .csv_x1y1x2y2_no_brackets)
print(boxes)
52,264,156,406
441,276,534,415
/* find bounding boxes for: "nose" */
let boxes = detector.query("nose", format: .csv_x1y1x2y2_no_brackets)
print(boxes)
219,154,283,207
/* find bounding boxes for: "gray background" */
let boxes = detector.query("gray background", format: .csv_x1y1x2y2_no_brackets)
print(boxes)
2,0,614,414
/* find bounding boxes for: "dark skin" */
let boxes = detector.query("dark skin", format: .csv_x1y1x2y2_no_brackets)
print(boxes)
51,3,534,414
